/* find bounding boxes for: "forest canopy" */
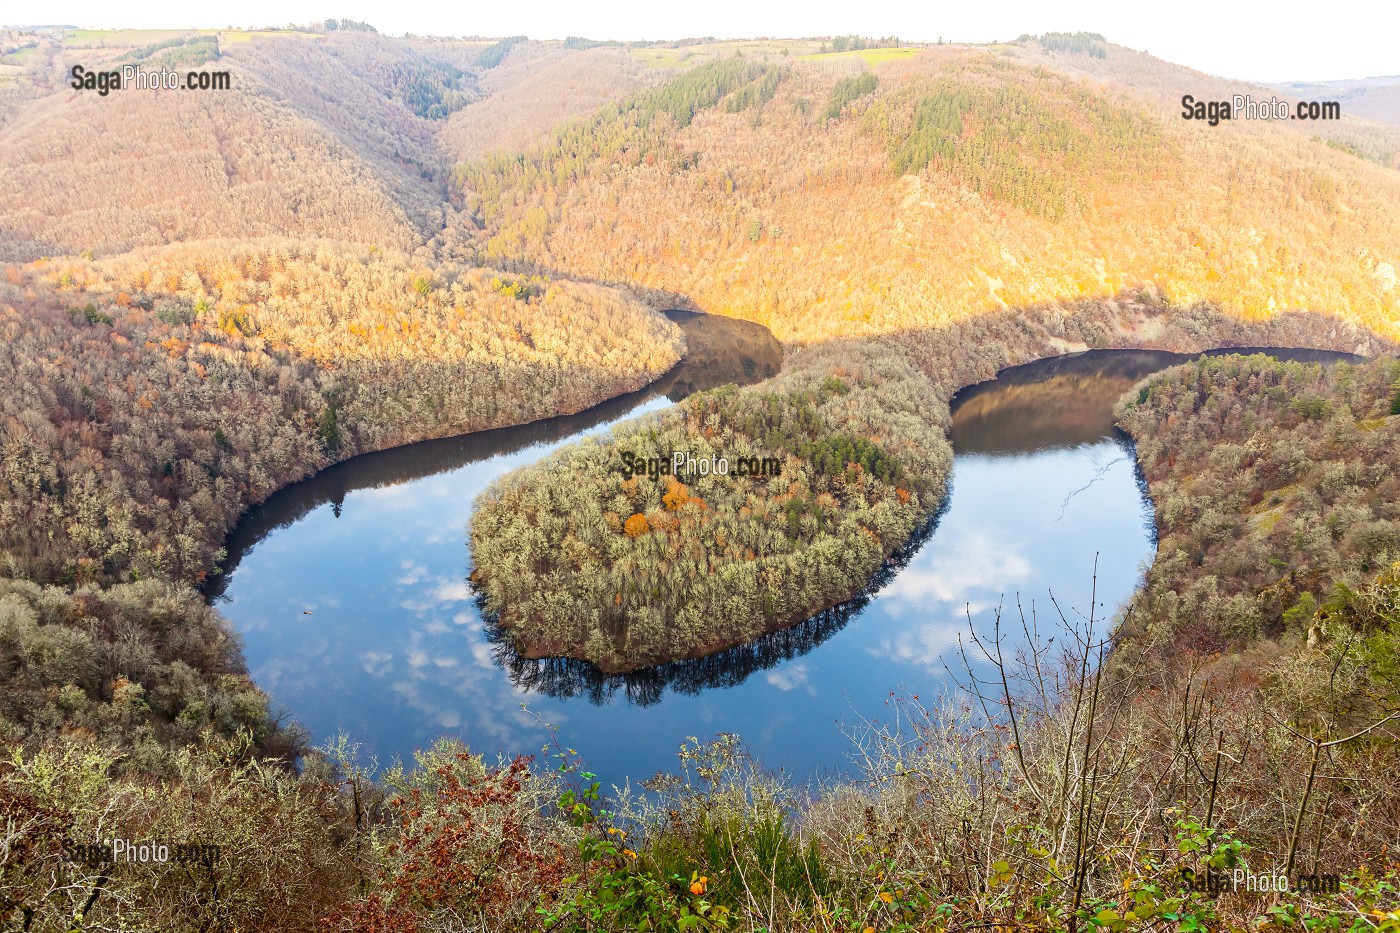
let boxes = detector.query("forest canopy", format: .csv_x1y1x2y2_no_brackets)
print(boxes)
1118,354,1400,654
470,343,948,671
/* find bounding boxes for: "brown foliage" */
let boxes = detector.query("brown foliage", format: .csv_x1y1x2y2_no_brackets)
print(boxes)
0,244,681,587
1118,354,1400,654
324,754,568,933
440,47,656,160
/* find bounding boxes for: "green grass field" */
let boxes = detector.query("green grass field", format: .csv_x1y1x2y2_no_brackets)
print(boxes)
798,47,922,65
219,29,323,44
65,29,210,47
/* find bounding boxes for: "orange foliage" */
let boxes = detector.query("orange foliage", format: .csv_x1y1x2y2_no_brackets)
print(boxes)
623,513,651,537
662,479,690,511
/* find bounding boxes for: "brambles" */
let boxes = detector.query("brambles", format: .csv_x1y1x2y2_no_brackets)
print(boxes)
538,745,734,932
327,742,569,932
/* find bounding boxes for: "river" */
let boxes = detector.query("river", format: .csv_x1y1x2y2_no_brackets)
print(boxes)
211,323,1355,786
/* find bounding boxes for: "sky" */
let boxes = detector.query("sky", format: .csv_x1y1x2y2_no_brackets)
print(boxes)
19,0,1397,83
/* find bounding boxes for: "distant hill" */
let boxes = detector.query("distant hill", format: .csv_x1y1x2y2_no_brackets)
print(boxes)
2,29,1400,932
440,46,657,160
0,28,694,584
1267,76,1400,126
5,29,1396,342
0,31,454,259
1004,37,1400,167
0,31,726,259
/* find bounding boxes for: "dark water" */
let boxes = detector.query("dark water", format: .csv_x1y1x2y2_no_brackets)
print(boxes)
214,340,1357,785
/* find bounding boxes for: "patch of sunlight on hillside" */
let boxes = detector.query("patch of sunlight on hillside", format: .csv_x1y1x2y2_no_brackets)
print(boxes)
630,39,822,70
800,47,922,65
219,30,324,44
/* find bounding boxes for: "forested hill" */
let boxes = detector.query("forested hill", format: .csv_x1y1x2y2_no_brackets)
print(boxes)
1005,35,1400,166
451,39,1400,349
460,35,1400,673
0,30,462,259
2,26,1400,932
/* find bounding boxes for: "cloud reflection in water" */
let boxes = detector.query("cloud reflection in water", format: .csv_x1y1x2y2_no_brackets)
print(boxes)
223,354,1163,784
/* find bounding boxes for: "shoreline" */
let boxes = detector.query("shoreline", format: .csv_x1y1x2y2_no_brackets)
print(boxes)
477,304,1389,674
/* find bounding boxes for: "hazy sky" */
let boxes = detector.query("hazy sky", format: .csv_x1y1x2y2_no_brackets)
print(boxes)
22,0,1396,83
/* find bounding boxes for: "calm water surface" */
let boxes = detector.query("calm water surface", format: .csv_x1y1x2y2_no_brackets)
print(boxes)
214,337,1354,785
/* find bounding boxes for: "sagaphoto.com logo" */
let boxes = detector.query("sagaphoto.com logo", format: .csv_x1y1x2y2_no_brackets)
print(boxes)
1181,93,1340,126
1179,865,1341,895
70,63,231,95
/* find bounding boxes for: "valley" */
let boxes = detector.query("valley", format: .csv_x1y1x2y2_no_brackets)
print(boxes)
1,23,1399,932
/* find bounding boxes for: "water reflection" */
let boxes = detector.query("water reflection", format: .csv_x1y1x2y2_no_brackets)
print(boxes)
949,346,1357,454
488,513,944,707
206,310,782,600
217,345,1357,785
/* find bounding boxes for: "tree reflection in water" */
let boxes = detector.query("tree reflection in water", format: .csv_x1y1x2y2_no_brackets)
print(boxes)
488,346,1361,707
485,504,946,706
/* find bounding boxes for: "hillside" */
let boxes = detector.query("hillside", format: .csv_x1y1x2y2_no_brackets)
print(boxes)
1267,76,1400,128
440,46,657,160
1118,354,1400,656
452,44,1400,345
0,30,464,259
0,27,691,591
1002,37,1400,168
0,242,682,588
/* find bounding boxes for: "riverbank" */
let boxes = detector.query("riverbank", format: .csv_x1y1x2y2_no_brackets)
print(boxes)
0,271,684,768
204,309,780,600
470,297,1394,672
